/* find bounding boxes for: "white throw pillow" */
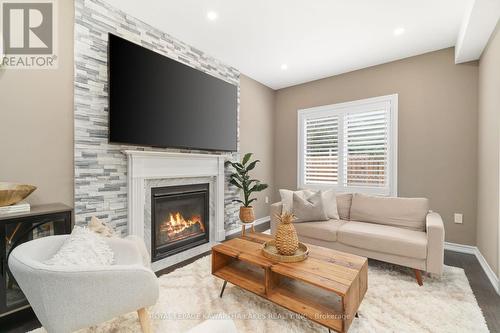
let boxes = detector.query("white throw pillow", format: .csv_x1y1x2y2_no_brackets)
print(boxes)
88,216,151,268
45,226,114,266
321,189,340,220
292,191,329,223
279,189,311,213
280,188,339,219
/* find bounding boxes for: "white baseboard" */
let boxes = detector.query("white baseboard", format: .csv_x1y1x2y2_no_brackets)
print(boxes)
474,248,500,296
444,241,476,255
225,216,271,237
445,242,500,295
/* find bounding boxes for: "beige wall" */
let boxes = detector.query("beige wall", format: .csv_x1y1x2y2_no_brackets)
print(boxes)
239,75,276,219
477,23,500,277
274,48,478,245
0,0,74,207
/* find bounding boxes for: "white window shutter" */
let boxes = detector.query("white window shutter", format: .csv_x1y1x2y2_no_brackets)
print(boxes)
344,109,389,188
298,94,397,195
304,115,339,185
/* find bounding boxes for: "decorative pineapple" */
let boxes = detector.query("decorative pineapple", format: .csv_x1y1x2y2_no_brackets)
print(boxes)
274,212,299,256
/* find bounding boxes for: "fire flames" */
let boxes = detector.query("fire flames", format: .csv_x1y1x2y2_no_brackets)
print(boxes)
159,212,205,240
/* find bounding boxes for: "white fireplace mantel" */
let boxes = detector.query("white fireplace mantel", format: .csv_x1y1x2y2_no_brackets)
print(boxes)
123,150,227,243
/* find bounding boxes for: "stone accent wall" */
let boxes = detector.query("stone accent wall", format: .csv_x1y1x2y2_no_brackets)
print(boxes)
74,0,240,235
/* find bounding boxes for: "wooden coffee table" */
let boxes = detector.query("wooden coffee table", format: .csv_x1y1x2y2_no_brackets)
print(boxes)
212,233,368,333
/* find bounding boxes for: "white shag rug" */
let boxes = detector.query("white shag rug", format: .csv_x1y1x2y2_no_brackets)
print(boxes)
30,255,488,333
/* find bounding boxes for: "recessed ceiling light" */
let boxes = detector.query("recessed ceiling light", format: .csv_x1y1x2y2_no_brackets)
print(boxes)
280,64,288,70
393,27,405,36
207,11,218,21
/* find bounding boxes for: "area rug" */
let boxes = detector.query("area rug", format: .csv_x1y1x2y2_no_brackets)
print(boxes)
29,255,489,333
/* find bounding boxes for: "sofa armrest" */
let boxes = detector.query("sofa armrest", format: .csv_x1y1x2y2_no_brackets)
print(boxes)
426,212,445,276
270,202,283,235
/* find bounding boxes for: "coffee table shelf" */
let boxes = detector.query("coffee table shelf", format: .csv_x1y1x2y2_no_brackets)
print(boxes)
214,261,266,296
268,278,344,331
212,233,368,333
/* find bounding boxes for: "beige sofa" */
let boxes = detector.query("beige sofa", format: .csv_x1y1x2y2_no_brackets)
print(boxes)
271,193,445,285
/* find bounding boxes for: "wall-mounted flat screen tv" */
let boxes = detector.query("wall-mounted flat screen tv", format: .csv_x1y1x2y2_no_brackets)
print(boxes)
108,33,238,152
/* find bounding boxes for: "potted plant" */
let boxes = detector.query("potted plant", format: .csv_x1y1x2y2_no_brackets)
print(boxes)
225,153,268,224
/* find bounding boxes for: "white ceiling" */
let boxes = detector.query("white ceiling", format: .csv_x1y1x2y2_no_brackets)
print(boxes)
105,0,493,89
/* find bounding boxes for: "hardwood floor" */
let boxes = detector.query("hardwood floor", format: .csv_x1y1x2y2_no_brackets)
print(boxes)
0,307,40,333
1,231,499,333
444,250,500,332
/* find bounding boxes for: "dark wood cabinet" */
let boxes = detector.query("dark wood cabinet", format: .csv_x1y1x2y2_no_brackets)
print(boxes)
0,203,72,317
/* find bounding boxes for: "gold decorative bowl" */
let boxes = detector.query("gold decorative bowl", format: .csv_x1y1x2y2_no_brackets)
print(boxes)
0,182,37,207
262,240,309,263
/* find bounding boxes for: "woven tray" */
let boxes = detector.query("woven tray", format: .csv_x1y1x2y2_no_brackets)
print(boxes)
261,240,309,262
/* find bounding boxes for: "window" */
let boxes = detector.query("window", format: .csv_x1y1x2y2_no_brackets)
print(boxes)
298,94,398,195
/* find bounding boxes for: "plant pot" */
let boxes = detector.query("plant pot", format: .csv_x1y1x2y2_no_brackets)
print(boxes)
239,206,255,224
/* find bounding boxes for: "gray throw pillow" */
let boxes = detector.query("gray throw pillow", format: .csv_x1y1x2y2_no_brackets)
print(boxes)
292,191,329,223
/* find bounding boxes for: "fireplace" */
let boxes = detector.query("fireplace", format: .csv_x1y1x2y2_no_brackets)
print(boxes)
151,183,209,262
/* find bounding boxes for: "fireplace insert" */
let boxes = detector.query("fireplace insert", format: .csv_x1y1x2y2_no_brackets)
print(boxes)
151,183,209,261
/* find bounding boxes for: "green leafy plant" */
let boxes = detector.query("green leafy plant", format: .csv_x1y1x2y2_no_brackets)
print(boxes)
225,153,268,207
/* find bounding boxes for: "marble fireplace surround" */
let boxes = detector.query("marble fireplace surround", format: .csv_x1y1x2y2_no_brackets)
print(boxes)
123,150,226,271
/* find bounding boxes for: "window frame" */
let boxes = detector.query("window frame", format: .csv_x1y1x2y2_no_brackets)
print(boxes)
297,94,398,196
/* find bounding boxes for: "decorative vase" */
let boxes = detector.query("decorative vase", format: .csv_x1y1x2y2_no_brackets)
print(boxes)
239,206,255,223
275,212,299,256
0,182,37,207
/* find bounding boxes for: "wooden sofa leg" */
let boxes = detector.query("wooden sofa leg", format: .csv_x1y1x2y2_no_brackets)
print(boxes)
137,308,152,333
414,269,423,286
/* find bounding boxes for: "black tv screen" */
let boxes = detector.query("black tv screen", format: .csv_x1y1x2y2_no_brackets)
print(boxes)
108,34,237,151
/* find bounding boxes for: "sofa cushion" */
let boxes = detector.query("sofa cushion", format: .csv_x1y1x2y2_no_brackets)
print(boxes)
293,191,328,223
294,220,346,242
318,189,340,220
350,193,429,231
336,193,353,220
280,189,339,219
279,189,310,213
337,221,427,259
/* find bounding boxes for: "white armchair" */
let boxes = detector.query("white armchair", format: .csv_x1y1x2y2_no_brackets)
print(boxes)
8,235,159,333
